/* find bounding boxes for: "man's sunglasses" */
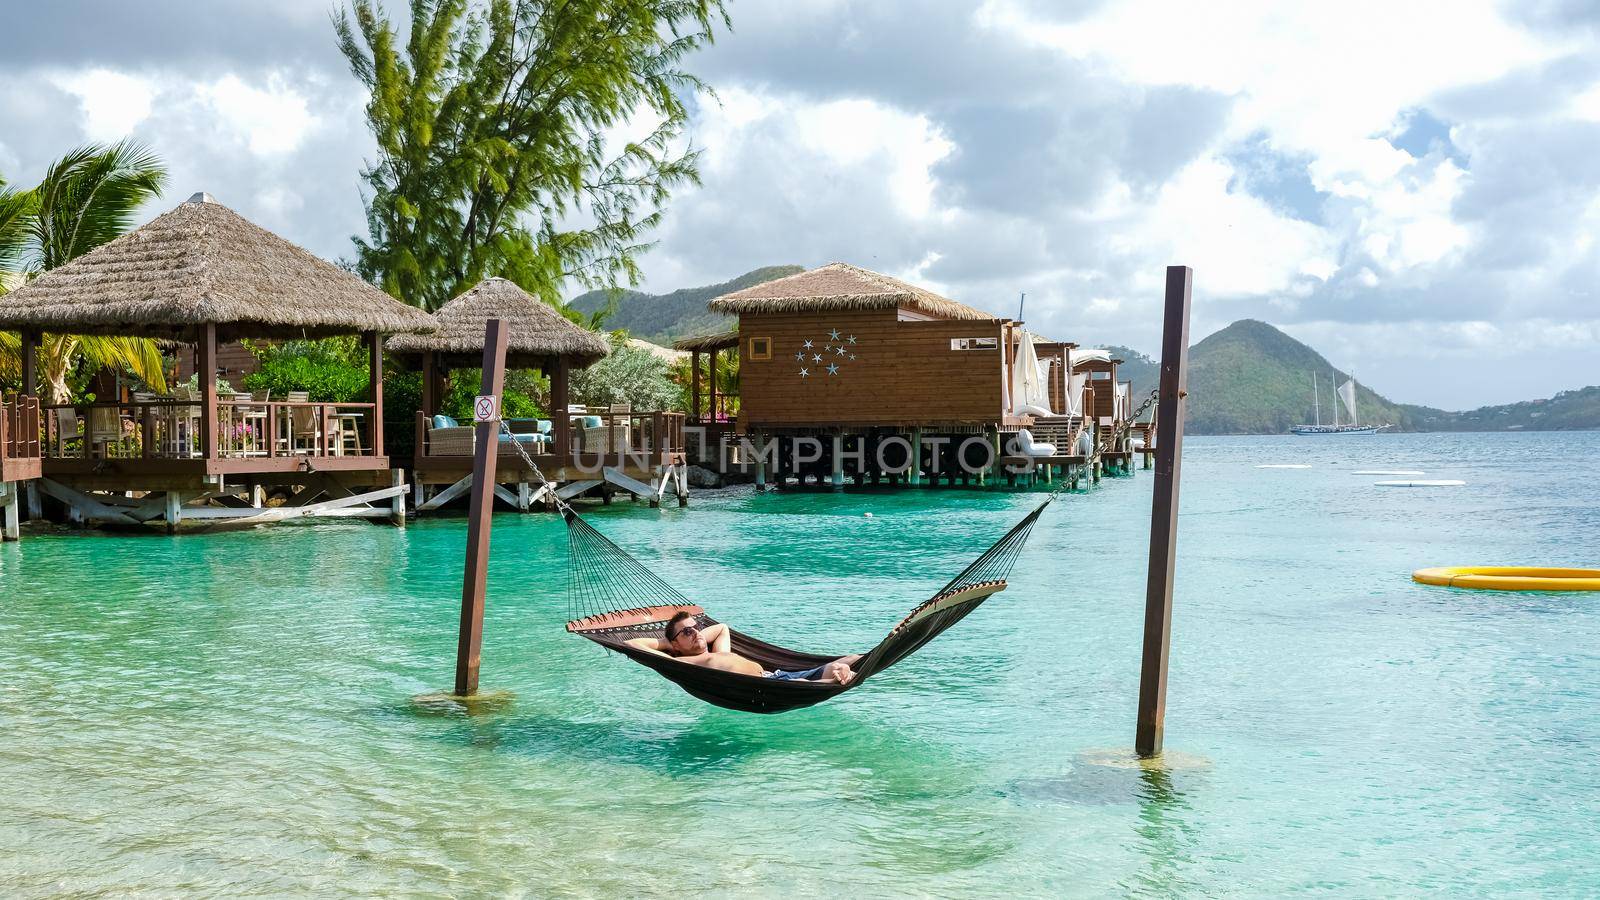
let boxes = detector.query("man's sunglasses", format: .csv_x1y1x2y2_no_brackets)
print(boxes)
668,622,700,642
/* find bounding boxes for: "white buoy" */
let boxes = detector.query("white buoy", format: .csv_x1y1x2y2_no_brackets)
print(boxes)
864,512,874,517
1375,479,1465,487
1354,470,1425,475
1256,464,1312,469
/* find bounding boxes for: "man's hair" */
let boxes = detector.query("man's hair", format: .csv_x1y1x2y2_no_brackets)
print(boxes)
665,610,695,644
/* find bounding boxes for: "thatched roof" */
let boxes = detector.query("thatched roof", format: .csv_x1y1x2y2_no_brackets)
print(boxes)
672,329,740,352
707,262,996,321
387,277,610,369
627,337,687,363
0,193,437,342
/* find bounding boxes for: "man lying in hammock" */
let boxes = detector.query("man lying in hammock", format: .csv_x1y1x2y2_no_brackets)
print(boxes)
627,610,861,684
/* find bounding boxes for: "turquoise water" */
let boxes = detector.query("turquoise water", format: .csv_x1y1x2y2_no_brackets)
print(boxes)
2,432,1598,896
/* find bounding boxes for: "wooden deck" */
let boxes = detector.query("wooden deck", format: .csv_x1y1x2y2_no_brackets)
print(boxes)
25,399,404,532
412,410,689,510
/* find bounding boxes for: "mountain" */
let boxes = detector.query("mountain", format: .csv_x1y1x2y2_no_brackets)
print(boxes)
566,265,804,344
1400,386,1600,432
1100,319,1598,433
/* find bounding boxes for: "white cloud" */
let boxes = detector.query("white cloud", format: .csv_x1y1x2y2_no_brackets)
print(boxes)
196,73,318,156
51,68,156,140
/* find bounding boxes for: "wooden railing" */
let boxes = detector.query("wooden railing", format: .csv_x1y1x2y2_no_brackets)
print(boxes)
40,400,381,461
2,395,42,464
416,409,686,459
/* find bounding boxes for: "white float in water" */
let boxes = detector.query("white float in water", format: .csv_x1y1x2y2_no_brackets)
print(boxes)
1353,470,1425,476
1374,479,1465,487
1255,464,1312,469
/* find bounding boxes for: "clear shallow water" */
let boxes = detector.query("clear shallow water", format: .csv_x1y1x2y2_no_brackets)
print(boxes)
2,432,1598,897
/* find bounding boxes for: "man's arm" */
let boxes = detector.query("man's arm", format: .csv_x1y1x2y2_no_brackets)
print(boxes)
704,623,731,653
624,637,670,656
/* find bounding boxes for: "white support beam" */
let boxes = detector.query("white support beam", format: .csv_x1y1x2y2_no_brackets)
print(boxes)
492,484,519,509
418,474,473,511
556,479,601,501
37,479,141,526
602,468,654,500
203,484,408,525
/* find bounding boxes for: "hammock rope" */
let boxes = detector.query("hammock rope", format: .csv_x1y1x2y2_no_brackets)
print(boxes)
496,419,1055,713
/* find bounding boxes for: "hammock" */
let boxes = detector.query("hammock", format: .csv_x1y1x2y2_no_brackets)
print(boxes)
561,499,1050,714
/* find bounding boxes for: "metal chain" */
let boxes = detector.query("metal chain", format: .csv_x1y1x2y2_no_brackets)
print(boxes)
496,418,576,515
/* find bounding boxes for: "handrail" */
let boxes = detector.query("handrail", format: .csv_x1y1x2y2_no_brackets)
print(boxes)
2,395,43,462
38,400,380,460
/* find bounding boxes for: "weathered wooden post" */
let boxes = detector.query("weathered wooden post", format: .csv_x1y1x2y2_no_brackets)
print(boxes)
1136,265,1192,758
455,318,509,697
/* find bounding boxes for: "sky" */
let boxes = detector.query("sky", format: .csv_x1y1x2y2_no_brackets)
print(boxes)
3,1,1598,410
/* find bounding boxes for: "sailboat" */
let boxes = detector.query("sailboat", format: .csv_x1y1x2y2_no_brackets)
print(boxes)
1290,371,1388,435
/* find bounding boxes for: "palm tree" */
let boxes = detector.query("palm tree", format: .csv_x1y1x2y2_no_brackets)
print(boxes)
0,141,169,402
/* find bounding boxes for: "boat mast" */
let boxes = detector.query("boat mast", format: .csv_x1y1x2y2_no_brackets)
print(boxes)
1312,372,1320,427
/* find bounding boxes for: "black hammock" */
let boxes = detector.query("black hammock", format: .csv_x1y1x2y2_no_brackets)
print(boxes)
562,497,1051,714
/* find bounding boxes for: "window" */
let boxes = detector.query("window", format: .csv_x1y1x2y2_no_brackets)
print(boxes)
950,337,998,351
747,337,772,360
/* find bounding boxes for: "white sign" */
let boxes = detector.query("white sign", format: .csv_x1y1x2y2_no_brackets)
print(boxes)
473,395,500,423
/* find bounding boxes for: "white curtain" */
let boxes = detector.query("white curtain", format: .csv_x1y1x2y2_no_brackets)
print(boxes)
1067,373,1088,416
1011,331,1054,416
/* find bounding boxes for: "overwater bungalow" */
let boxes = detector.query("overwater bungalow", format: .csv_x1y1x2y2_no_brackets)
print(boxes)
1069,348,1140,472
0,192,437,531
390,278,688,511
683,262,1101,487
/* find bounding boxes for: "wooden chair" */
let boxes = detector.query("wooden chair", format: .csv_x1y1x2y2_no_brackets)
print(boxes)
53,406,82,457
286,391,320,454
88,406,124,458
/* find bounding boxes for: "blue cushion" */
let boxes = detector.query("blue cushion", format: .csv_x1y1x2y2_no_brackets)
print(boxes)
580,415,602,429
537,419,553,434
497,432,542,443
432,414,458,429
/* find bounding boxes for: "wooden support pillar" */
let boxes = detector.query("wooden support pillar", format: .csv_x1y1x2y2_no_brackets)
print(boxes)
164,491,182,535
1136,265,1193,758
551,357,571,461
20,329,40,397
910,429,923,486
753,431,767,488
390,468,407,526
691,350,702,420
455,319,508,697
421,351,438,418
366,332,385,458
2,482,19,541
26,482,41,520
199,323,219,462
831,434,844,488
708,348,720,423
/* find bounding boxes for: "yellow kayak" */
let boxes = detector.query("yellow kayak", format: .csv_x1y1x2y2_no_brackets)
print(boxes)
1413,566,1600,592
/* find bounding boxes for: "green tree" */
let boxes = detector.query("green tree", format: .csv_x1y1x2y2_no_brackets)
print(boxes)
335,0,727,312
0,141,169,401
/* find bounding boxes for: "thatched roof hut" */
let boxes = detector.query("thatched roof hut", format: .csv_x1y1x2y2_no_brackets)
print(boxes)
388,277,610,370
707,262,995,321
672,329,739,353
0,193,436,342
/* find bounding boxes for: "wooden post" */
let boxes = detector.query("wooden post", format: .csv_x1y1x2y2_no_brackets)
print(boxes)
1136,265,1192,758
691,350,702,420
421,351,438,417
20,329,39,397
910,429,923,486
831,434,844,488
708,348,720,423
551,357,571,461
366,331,385,458
199,323,219,462
455,319,508,697
2,482,18,541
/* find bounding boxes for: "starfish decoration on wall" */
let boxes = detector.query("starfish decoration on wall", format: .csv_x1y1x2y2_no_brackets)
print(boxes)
799,367,810,378
828,328,842,341
796,325,863,379
826,363,839,375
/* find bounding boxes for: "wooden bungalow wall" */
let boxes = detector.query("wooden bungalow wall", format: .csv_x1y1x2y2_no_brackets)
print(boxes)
737,309,1006,428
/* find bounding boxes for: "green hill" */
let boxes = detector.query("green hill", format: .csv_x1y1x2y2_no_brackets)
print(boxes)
567,265,804,344
1099,319,1597,433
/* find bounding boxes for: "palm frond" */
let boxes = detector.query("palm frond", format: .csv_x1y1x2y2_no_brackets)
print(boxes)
72,335,168,393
